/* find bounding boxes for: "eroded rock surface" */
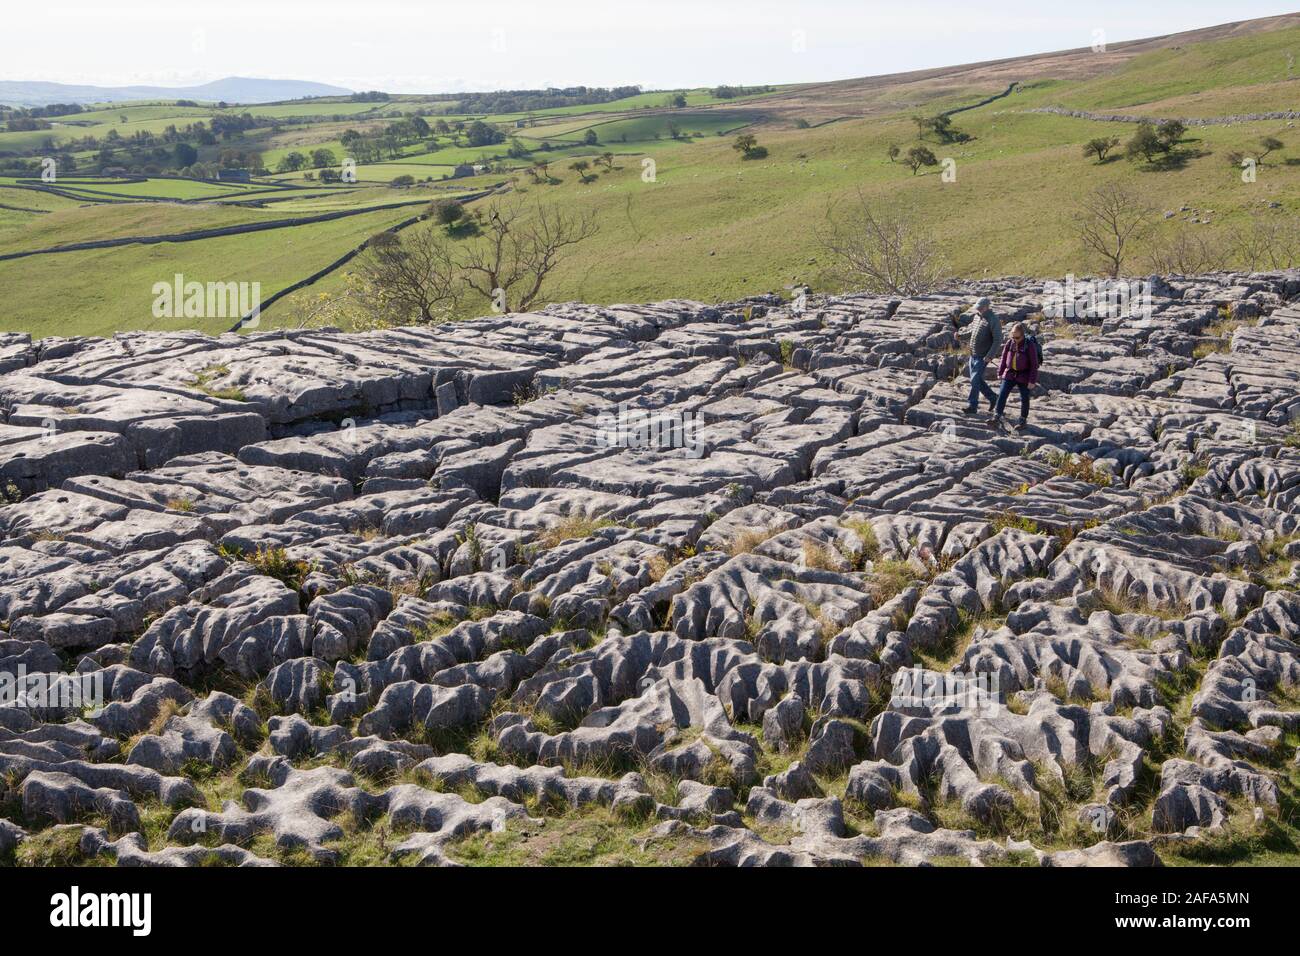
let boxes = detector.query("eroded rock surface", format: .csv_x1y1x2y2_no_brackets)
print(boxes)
4,274,1300,867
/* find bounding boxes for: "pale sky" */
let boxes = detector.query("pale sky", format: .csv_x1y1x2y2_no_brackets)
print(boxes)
5,1,1297,93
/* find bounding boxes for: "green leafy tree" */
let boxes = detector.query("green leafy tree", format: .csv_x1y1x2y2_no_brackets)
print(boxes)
429,198,464,226
1082,136,1120,163
569,159,592,183
904,145,938,175
1255,135,1284,164
466,120,504,147
913,113,965,143
1156,120,1186,150
276,151,307,173
1125,123,1166,164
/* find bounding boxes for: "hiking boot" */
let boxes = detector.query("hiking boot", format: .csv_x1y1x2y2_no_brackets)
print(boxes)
1012,418,1028,431
961,406,978,416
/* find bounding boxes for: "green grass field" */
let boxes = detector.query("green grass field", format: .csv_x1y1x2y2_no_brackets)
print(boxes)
0,200,307,254
0,204,421,337
265,105,1296,325
257,185,456,212
0,184,84,212
231,101,389,119
535,111,755,144
0,109,216,151
1026,25,1300,111
58,178,257,200
2,22,1298,338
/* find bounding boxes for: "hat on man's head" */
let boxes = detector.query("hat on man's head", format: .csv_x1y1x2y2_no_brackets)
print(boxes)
974,296,991,310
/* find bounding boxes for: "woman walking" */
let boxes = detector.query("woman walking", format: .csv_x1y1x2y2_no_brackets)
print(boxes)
994,321,1040,430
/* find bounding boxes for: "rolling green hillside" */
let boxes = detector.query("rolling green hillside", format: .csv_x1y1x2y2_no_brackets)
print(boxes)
2,17,1298,338
1030,24,1300,111
0,204,425,338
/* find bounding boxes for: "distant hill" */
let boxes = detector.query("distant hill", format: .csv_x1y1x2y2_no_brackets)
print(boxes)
0,76,354,107
711,11,1300,123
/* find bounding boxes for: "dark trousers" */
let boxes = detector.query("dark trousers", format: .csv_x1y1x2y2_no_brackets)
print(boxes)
995,379,1030,421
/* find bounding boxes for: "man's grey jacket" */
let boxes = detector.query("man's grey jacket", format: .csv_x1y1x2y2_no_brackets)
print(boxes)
956,309,1002,361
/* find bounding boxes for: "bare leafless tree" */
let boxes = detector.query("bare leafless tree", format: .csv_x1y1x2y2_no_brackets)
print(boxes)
1145,226,1231,275
459,201,598,313
355,226,460,324
816,192,948,295
1075,183,1155,278
1232,214,1300,272
281,281,395,332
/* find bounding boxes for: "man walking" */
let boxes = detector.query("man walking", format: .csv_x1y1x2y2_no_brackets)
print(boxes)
952,296,1001,415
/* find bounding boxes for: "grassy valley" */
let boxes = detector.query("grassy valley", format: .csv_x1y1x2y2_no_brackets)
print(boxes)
2,15,1299,337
